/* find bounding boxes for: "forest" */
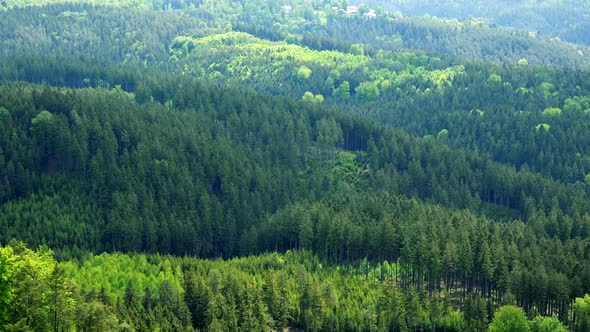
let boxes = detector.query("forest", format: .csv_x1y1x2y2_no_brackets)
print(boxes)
365,0,590,46
1,0,590,331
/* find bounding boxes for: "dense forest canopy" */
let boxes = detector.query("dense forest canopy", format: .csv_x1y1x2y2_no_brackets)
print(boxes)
2,242,590,331
1,0,590,331
1,1,589,68
365,0,590,46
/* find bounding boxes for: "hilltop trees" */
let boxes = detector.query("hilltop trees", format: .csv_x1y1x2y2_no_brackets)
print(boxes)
0,1,590,330
0,246,14,327
2,242,588,331
488,306,530,332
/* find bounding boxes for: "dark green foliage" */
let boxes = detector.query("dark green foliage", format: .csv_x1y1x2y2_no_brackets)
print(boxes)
0,79,325,257
1,1,590,330
364,0,590,46
3,66,589,259
319,14,590,68
464,293,488,332
0,70,589,326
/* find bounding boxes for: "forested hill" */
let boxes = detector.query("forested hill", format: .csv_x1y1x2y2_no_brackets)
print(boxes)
1,58,590,330
1,1,589,69
164,32,590,184
2,2,590,187
2,0,590,331
3,244,588,331
365,0,590,46
3,60,590,256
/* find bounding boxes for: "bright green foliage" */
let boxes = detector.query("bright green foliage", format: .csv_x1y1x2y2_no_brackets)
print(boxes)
1,242,189,331
330,151,368,187
355,81,380,100
540,82,555,93
0,246,14,328
171,32,368,67
564,96,590,113
2,236,590,331
487,73,502,84
333,81,350,98
297,65,312,80
443,310,466,331
301,91,315,103
535,123,551,131
489,305,530,332
49,264,77,332
6,243,60,331
542,107,562,116
61,253,183,302
437,128,449,140
302,91,324,104
529,316,568,332
31,110,54,131
574,295,590,332
426,66,464,88
168,31,463,102
471,109,485,116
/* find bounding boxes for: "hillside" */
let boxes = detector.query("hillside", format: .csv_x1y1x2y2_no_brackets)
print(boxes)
2,222,590,330
366,0,590,46
1,1,589,68
1,56,590,330
169,32,590,184
1,0,590,331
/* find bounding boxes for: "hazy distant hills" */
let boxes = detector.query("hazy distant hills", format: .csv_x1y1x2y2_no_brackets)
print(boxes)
365,0,590,46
